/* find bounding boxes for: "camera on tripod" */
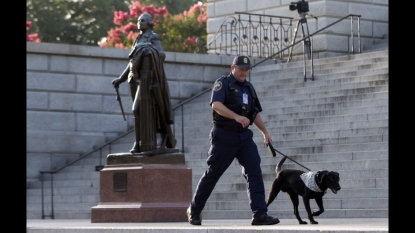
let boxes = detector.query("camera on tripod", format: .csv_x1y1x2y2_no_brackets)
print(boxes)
289,0,309,14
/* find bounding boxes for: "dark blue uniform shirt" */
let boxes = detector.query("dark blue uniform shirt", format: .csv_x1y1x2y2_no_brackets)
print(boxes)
210,73,263,128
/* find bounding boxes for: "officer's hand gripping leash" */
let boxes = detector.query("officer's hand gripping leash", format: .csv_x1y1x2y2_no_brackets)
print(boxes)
266,142,311,171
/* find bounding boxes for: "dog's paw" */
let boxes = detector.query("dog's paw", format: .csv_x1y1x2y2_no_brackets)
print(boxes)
299,221,307,224
310,220,318,224
312,211,322,216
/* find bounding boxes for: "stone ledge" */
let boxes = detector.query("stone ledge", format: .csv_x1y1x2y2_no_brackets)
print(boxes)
107,150,185,165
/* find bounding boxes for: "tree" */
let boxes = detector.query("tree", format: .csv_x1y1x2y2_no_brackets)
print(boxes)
138,0,195,15
26,0,207,53
158,3,207,53
27,21,41,42
99,1,207,53
26,0,130,45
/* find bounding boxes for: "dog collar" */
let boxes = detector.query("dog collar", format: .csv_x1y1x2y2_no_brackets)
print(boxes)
300,171,324,192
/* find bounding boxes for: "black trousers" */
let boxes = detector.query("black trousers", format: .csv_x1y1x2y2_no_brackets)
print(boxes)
190,126,268,218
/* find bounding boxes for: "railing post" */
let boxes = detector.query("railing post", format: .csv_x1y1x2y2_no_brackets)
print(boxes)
41,172,44,219
181,105,184,153
357,16,361,53
50,173,54,219
311,36,314,81
350,16,354,54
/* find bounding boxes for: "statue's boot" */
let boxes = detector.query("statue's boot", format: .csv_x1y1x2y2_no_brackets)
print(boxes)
130,111,141,153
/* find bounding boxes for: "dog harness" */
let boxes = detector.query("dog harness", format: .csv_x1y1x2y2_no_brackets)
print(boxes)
300,171,324,192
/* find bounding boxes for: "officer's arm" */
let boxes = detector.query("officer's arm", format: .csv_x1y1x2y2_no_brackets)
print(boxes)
212,101,250,128
253,113,272,144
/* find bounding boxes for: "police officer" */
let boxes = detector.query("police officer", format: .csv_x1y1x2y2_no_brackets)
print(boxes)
187,55,280,226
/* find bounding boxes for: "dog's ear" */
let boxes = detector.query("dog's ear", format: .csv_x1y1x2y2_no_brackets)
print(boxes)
331,171,340,180
319,171,329,183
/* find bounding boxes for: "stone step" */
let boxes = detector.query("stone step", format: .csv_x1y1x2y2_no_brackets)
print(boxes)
186,135,388,157
26,187,99,196
200,208,388,219
188,157,388,175
264,104,388,120
201,177,387,193
180,95,388,122
187,150,388,165
187,97,388,122
27,178,100,189
256,74,389,97
260,85,388,101
27,202,95,214
189,166,388,183
255,67,389,86
267,119,388,133
202,198,388,211
25,209,387,220
254,59,387,77
257,78,388,97
180,114,388,143
27,186,387,214
198,187,388,202
267,112,388,128
188,117,388,141
26,194,99,204
185,134,388,154
175,108,388,141
26,210,91,220
254,50,388,73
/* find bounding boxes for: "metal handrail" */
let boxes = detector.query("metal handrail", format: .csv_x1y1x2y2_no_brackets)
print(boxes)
206,12,295,59
206,13,361,62
252,14,361,81
38,13,361,220
253,14,361,67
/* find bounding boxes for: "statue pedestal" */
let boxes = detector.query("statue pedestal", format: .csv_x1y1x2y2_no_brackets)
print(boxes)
90,151,192,222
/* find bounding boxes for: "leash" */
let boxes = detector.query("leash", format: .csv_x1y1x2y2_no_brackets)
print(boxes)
266,142,311,171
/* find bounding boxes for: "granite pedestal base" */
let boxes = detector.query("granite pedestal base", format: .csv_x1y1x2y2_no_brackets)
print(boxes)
91,152,192,223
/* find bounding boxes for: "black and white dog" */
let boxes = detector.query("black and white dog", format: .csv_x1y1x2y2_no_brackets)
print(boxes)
266,156,341,224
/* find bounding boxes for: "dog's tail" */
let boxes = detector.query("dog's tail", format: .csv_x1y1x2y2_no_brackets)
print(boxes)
275,156,287,173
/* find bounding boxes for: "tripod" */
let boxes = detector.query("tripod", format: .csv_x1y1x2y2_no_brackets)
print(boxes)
288,12,316,81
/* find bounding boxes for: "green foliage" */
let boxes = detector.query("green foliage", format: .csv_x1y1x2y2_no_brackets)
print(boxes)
138,0,195,15
26,0,207,53
100,1,207,53
26,0,130,45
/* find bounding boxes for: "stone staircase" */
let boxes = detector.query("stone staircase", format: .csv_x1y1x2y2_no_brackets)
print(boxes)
26,43,388,220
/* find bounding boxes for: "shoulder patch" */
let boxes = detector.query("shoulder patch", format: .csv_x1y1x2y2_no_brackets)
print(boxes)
213,80,223,91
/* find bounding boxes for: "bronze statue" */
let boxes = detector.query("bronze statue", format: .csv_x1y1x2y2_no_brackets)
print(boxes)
112,13,176,154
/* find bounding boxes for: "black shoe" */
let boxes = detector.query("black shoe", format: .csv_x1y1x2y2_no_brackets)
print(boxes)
187,207,201,225
251,214,280,225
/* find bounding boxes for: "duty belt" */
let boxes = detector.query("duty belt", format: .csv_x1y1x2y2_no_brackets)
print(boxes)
214,123,247,133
